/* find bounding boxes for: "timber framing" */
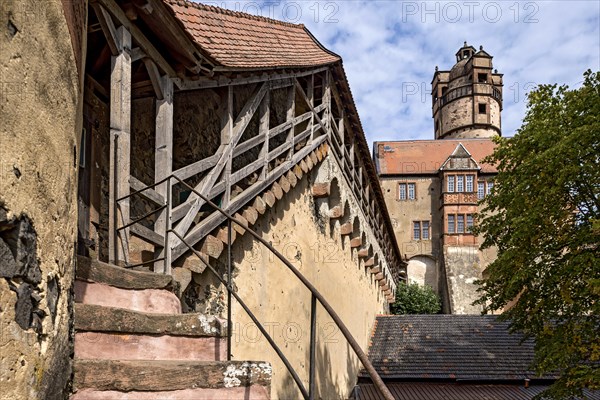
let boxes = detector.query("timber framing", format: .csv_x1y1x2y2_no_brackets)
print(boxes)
87,0,405,292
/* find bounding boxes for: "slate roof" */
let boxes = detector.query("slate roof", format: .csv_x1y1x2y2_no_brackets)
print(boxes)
374,139,497,175
363,315,547,381
164,0,340,69
355,383,600,400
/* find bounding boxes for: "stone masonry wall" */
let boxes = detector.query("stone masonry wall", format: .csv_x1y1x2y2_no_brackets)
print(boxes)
0,0,83,398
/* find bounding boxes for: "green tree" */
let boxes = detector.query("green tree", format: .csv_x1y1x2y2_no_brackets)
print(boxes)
473,70,600,398
391,282,441,314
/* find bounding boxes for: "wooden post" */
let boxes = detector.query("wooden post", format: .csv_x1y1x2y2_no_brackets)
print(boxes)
307,74,314,141
324,70,331,137
259,88,270,181
109,26,132,266
222,86,233,208
154,75,173,274
286,84,295,160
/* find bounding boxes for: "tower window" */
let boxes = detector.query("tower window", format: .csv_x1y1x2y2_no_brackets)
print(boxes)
447,176,455,193
479,103,487,114
478,73,488,83
457,175,464,192
413,221,421,240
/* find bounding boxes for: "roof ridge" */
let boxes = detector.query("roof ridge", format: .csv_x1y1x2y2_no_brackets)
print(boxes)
165,0,305,29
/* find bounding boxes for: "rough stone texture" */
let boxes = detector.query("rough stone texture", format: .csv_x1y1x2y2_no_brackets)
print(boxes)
312,182,330,198
75,332,226,361
71,385,270,400
443,246,485,314
227,155,390,400
74,280,181,314
263,191,276,207
73,359,272,391
0,0,81,397
253,196,267,215
172,267,193,296
74,304,226,337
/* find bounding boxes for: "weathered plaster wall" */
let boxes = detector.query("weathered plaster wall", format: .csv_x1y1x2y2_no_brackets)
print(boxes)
379,177,442,290
0,0,83,398
228,156,388,399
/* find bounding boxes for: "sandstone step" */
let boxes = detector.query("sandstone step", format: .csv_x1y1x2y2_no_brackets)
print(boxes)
74,304,226,337
74,280,181,314
73,359,272,392
75,331,226,361
76,256,173,290
71,385,270,400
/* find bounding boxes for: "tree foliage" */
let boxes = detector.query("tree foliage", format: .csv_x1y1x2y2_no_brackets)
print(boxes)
391,282,441,315
473,70,600,398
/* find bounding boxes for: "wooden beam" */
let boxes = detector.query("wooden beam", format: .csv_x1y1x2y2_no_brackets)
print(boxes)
172,153,219,181
129,176,165,205
170,82,268,247
172,134,327,259
131,223,165,247
108,26,132,265
175,66,329,91
154,75,173,273
91,3,120,55
94,0,178,79
221,86,233,208
143,58,164,100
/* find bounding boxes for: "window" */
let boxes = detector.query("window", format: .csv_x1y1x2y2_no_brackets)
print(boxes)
399,183,416,201
467,214,474,231
407,183,415,200
414,221,431,240
478,182,485,199
422,221,430,240
487,181,494,195
466,175,474,192
478,73,488,83
448,215,455,233
413,221,421,240
447,176,455,192
457,214,465,233
479,103,487,114
457,175,464,192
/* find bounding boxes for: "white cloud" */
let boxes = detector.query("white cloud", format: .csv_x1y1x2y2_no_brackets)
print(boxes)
209,1,600,147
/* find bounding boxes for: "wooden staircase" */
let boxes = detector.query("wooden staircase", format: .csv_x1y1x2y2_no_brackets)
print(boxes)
71,256,271,399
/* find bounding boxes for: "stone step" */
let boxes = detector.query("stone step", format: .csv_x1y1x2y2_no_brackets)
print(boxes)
75,332,226,361
71,386,270,400
76,256,173,290
74,304,226,337
72,359,272,393
74,280,181,314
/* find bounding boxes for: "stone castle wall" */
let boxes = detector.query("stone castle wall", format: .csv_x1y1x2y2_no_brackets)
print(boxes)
0,0,84,398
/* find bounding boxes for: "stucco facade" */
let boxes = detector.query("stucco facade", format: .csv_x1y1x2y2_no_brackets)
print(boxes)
229,156,389,399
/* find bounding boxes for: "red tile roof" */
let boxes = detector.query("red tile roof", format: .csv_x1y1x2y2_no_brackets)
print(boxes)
375,138,498,175
164,0,340,69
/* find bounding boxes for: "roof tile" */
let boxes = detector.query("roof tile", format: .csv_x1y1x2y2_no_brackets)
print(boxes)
376,139,498,175
163,0,340,69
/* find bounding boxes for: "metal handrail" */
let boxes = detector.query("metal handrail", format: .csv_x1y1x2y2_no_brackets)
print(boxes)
170,175,395,400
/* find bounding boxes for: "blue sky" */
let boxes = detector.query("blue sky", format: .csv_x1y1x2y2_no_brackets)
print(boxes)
203,1,600,146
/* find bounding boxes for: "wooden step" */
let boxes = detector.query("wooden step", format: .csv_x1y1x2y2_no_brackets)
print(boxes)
74,304,226,337
71,386,270,400
76,256,173,290
75,332,226,361
73,359,272,392
74,281,181,314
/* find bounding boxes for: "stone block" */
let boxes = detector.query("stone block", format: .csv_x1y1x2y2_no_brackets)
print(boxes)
312,182,330,198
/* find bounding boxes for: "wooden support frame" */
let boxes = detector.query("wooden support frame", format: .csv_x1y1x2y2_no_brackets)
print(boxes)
170,82,268,248
108,25,132,266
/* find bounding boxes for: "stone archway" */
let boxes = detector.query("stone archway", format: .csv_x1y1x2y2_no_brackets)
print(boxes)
407,255,438,292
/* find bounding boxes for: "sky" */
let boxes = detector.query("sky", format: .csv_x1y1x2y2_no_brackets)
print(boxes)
202,1,600,147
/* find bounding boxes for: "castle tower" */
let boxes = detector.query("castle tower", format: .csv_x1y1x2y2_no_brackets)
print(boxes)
432,42,503,139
